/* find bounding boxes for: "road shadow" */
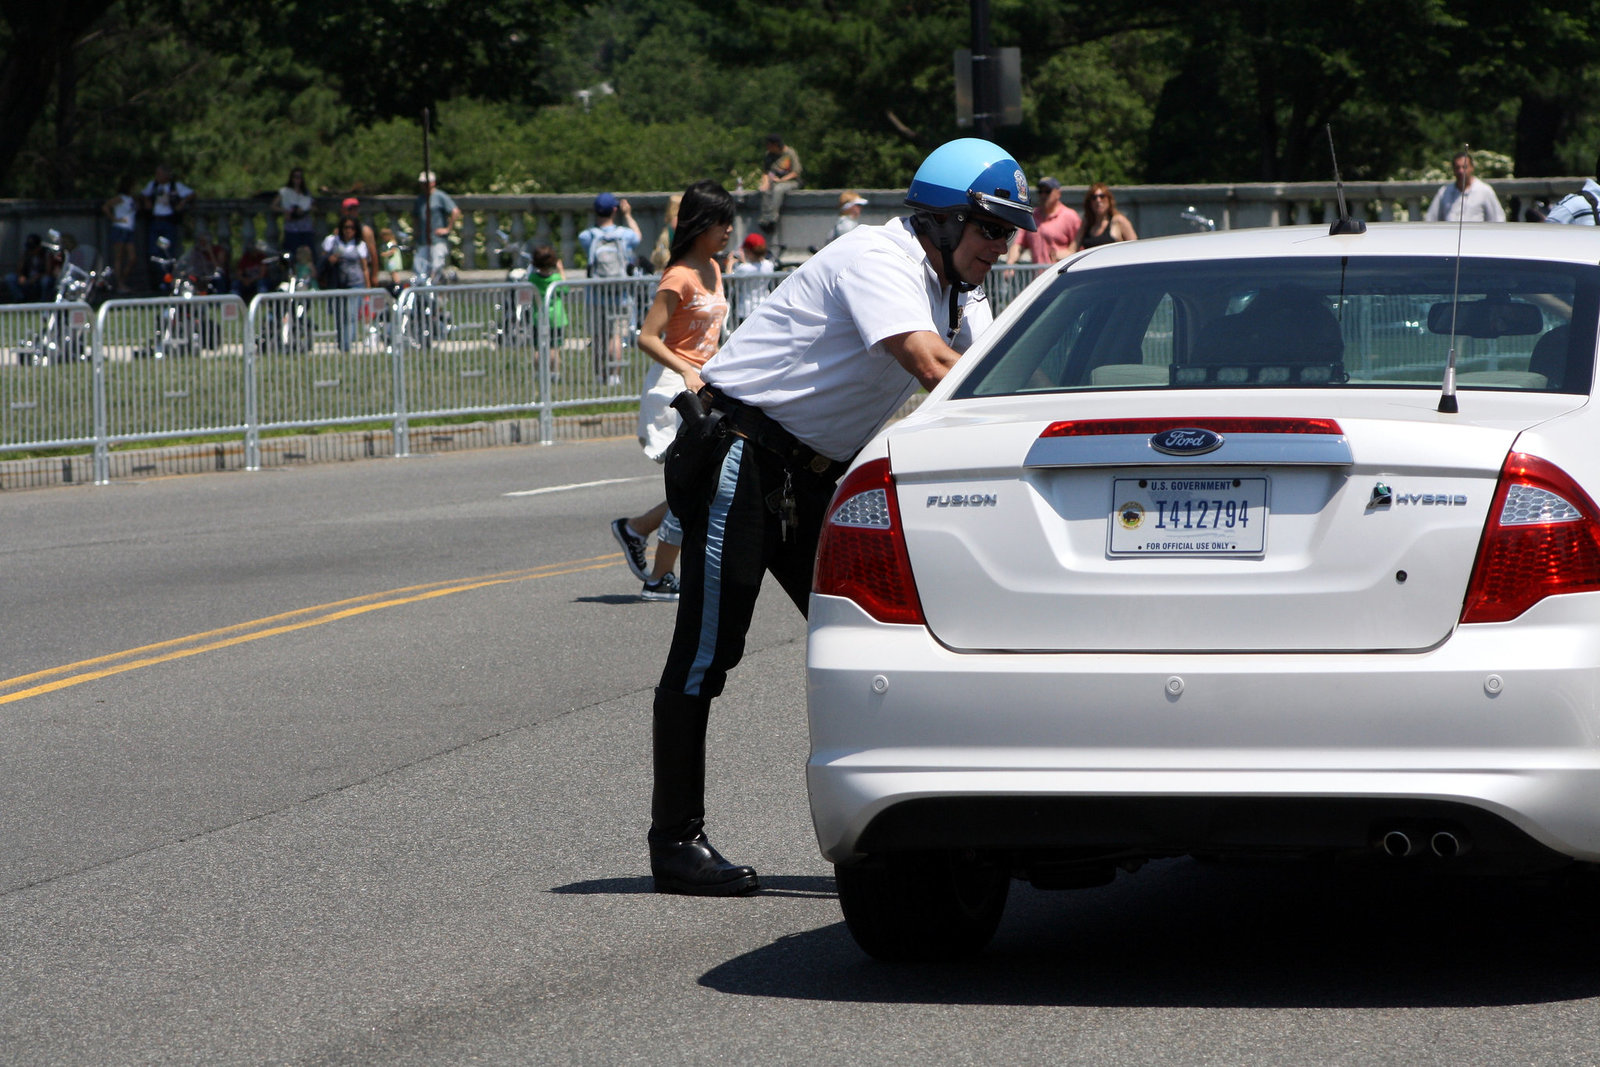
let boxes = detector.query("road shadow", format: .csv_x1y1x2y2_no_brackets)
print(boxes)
571,594,659,606
551,874,835,899
701,858,1600,1008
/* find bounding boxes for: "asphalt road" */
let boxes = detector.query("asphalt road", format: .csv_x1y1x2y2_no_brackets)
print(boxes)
5,441,1600,1065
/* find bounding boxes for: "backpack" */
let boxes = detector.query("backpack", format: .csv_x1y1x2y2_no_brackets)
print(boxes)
588,229,632,278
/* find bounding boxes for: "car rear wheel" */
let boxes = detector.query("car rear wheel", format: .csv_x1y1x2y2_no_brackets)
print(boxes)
835,852,1009,961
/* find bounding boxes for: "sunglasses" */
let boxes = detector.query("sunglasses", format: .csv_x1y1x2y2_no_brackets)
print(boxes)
971,218,1016,242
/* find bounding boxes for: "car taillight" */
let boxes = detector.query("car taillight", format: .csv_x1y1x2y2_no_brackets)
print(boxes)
1461,453,1600,623
813,457,925,625
1039,417,1343,437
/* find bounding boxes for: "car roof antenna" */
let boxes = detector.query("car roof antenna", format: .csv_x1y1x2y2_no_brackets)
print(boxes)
1326,124,1366,236
1438,142,1469,414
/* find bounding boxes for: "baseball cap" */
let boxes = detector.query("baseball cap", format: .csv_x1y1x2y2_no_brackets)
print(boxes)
341,197,360,211
593,192,619,215
1037,176,1061,192
417,170,436,183
742,232,767,254
838,190,868,209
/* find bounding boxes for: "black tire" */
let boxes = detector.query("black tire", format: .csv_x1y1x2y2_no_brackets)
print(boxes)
835,852,1009,962
496,308,535,348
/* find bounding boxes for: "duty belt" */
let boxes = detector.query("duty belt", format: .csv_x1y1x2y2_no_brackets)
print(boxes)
702,387,850,481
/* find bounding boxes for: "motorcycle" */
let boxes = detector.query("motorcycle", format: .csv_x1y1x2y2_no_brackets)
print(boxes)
490,228,538,348
375,231,453,351
257,249,316,354
1180,206,1218,232
134,236,222,359
16,229,113,366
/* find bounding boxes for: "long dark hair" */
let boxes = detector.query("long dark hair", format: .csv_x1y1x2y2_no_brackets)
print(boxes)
667,180,736,266
1083,182,1116,227
286,168,308,193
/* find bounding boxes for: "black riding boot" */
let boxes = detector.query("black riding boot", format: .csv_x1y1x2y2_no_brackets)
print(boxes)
648,687,759,896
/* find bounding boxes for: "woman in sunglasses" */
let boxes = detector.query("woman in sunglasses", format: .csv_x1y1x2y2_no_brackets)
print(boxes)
1074,182,1139,251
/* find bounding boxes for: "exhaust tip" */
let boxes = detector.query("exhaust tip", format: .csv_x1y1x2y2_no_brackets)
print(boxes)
1431,831,1463,858
1381,830,1414,858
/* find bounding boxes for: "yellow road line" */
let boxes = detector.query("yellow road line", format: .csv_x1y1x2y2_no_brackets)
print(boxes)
0,555,623,706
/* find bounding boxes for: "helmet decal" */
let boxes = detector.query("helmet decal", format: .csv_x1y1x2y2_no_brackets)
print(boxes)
905,138,1038,232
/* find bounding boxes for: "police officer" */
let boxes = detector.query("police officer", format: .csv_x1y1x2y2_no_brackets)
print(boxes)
648,139,1038,895
1545,153,1600,225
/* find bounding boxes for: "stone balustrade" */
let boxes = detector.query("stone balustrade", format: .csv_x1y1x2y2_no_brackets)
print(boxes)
1,178,1585,286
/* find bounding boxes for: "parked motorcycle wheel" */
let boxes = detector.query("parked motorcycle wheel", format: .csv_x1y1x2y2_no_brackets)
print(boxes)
260,315,312,354
495,306,536,348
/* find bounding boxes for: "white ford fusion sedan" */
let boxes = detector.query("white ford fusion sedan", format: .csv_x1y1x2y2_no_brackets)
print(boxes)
807,222,1600,961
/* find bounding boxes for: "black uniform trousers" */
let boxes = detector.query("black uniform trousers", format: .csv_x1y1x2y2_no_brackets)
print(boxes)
650,427,840,839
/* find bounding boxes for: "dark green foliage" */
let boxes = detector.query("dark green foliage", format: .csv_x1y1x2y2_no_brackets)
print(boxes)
5,0,1600,200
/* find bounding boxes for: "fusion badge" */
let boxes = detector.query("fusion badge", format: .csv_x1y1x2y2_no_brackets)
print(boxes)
927,493,998,508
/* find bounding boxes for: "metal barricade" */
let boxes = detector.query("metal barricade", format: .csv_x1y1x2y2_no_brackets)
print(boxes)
546,275,659,407
91,293,249,482
386,280,541,423
0,300,96,455
988,263,1054,313
245,287,399,468
3,258,1055,488
726,269,787,331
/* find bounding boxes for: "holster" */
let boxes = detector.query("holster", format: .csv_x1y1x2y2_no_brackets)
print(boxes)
663,388,726,523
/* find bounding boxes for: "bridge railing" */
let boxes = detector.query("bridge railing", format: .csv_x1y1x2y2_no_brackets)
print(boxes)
2,178,1582,288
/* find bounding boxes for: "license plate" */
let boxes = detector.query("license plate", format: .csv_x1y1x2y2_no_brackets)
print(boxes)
1109,476,1268,555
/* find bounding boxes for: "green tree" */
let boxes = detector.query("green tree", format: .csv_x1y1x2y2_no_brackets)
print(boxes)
0,0,120,194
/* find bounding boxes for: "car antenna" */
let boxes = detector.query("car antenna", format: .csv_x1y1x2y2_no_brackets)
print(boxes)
1438,142,1469,414
1326,124,1366,236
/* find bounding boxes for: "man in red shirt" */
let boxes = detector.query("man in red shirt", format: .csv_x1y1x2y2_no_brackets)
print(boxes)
1005,176,1080,264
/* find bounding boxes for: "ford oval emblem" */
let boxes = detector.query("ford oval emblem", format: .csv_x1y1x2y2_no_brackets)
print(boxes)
1150,427,1224,456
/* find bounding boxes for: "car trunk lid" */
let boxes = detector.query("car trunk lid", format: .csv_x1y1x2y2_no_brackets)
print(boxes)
888,392,1583,652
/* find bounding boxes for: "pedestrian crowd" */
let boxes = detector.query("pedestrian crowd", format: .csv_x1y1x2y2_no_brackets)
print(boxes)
2,164,463,305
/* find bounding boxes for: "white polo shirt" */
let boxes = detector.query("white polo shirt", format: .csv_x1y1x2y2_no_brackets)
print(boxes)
1425,179,1505,222
703,217,992,461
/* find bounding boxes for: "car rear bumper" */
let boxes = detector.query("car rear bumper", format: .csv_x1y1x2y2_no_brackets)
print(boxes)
806,593,1600,865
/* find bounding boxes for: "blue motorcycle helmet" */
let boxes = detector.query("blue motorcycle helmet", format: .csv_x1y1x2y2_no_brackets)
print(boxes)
906,138,1036,296
906,138,1038,231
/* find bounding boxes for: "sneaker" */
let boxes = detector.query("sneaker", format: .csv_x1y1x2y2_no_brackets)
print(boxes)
606,373,623,386
641,572,680,601
611,518,651,581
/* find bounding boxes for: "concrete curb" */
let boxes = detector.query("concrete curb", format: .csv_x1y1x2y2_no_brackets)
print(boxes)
0,411,639,492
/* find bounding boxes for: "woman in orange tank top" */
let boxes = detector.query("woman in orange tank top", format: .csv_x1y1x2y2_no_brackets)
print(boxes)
612,181,736,600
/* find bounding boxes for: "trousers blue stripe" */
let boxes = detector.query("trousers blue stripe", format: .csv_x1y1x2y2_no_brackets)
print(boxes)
685,439,744,696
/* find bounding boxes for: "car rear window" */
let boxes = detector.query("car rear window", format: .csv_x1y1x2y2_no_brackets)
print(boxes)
954,256,1600,397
